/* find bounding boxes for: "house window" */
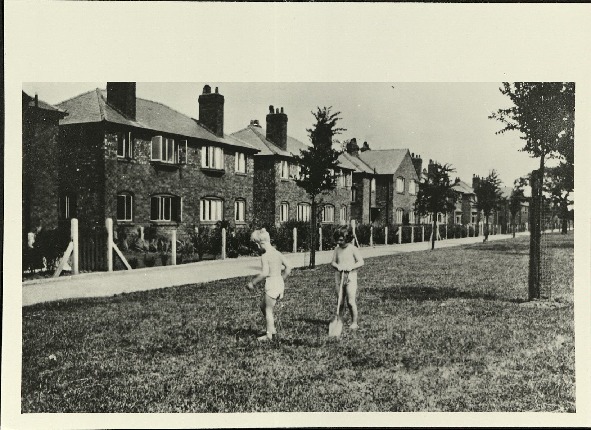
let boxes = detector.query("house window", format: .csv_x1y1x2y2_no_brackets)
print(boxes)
395,208,404,224
351,187,357,202
409,179,417,196
151,136,187,164
455,214,462,224
280,160,290,179
234,199,245,222
370,178,376,193
338,170,346,188
340,206,348,224
150,195,182,222
293,164,302,180
235,152,246,174
471,213,478,224
345,171,352,187
117,193,133,221
59,194,77,220
322,205,335,223
437,213,444,223
117,132,133,159
297,203,311,222
200,198,223,222
409,211,416,224
280,202,289,223
201,146,224,169
396,177,405,194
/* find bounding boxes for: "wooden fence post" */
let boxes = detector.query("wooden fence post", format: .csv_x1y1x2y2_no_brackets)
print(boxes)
221,227,226,260
319,227,323,251
398,226,402,244
171,229,177,265
411,225,414,243
370,225,373,247
384,226,388,245
139,226,144,241
422,225,425,242
445,224,447,240
106,218,113,272
71,218,79,275
293,227,297,253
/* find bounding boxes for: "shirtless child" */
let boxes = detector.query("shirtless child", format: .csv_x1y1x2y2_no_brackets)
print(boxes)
247,228,292,341
330,225,364,329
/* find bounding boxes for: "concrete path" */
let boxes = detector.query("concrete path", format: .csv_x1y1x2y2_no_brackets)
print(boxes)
22,232,529,306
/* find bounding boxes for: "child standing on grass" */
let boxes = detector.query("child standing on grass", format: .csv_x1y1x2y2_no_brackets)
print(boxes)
246,228,292,341
331,225,364,330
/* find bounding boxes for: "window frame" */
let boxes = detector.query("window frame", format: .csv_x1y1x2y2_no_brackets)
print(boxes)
280,202,290,223
395,208,404,224
396,177,406,194
117,131,133,159
150,194,182,222
322,205,335,223
59,194,77,220
201,145,225,170
235,151,246,174
234,199,246,223
409,179,417,196
150,136,187,164
200,197,224,222
297,203,311,222
340,205,348,225
280,160,290,180
116,192,133,222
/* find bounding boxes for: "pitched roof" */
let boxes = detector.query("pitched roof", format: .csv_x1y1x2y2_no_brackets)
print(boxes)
339,151,374,174
452,180,474,195
56,89,258,152
23,91,67,114
357,149,409,175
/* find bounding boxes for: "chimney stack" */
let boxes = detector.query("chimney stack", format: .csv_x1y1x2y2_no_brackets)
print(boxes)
199,84,225,137
107,82,136,120
472,174,480,190
361,141,371,152
346,138,360,156
266,105,288,150
411,153,423,178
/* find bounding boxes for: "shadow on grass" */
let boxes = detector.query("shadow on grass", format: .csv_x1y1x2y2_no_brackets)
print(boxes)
377,285,525,304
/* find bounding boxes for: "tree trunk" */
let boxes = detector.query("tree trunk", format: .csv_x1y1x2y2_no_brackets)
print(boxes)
561,196,569,234
431,214,436,250
484,214,490,242
309,199,317,268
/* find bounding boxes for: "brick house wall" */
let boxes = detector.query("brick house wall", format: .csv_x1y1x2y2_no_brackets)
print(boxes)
253,157,276,226
22,101,64,233
391,155,419,224
59,123,256,238
350,175,370,225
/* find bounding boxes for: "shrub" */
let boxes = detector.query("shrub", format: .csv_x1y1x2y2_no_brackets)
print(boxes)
128,256,139,269
144,253,156,267
387,224,398,244
355,224,371,246
189,228,215,261
160,253,168,266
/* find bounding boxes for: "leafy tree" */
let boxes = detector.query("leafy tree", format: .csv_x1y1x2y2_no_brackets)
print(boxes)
414,163,456,250
544,162,574,234
509,178,527,238
294,107,345,268
474,170,503,242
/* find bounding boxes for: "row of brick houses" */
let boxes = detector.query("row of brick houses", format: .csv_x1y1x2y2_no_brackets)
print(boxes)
22,82,529,241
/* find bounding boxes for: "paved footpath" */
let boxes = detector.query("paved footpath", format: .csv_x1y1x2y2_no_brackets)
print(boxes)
22,232,529,306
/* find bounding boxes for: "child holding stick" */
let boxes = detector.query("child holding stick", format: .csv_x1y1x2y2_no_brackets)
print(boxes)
246,228,292,341
331,225,364,329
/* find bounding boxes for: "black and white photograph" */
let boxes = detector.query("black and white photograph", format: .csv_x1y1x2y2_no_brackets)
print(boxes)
4,2,591,429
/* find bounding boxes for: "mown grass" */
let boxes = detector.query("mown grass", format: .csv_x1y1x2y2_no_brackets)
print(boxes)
22,232,575,412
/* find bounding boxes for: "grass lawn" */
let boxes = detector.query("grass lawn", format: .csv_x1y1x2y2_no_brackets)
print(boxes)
22,233,575,412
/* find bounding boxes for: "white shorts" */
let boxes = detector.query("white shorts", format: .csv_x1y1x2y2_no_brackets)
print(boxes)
265,276,285,300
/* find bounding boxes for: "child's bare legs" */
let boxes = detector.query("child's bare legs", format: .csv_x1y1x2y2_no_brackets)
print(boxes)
345,276,359,329
258,294,276,341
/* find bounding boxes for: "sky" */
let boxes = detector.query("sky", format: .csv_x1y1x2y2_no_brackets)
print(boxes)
22,82,542,189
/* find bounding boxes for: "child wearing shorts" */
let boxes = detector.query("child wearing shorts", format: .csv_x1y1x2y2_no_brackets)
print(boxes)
330,225,364,330
247,228,292,341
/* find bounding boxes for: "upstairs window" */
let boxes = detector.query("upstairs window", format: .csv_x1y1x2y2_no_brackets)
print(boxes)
201,198,223,222
234,199,246,222
235,152,246,174
117,132,133,159
280,160,290,179
280,202,290,222
201,146,224,169
297,203,311,222
289,163,301,180
396,177,405,194
409,179,417,196
151,136,187,164
117,193,133,221
150,195,182,222
321,205,335,223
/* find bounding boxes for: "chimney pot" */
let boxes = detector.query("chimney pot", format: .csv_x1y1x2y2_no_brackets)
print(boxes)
215,87,219,94
280,107,284,114
269,105,274,114
203,85,211,94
